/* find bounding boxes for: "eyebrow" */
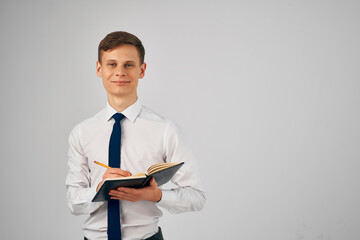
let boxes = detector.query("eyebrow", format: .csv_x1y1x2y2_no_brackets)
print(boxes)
105,59,137,63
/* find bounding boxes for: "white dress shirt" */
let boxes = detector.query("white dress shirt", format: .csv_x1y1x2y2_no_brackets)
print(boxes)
66,100,205,240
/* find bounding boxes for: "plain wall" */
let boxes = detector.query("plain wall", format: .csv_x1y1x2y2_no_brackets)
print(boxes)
0,0,359,239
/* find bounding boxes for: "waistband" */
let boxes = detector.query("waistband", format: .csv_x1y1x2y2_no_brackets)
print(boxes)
84,227,163,240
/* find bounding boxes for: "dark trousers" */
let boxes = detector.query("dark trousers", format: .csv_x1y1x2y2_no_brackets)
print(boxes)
84,227,164,240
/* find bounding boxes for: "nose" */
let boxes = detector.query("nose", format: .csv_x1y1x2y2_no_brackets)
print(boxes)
115,66,126,77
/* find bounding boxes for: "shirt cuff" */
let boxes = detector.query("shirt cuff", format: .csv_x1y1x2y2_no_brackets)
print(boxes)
87,189,103,211
156,189,177,208
89,186,100,200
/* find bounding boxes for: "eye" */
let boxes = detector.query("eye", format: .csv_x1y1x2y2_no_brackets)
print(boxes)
108,63,116,67
125,63,134,68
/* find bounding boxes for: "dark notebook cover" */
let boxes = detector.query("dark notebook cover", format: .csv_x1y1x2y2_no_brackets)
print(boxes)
92,162,184,202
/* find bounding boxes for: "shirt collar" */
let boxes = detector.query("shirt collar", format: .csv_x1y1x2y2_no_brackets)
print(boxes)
105,99,142,123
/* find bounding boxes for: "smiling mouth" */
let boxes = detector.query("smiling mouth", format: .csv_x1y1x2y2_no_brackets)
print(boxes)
111,81,130,84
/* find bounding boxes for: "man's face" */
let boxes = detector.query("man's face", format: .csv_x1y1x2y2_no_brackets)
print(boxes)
96,44,146,100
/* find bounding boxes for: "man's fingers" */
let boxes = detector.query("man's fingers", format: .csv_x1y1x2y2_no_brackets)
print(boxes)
104,168,132,178
149,177,158,187
108,168,132,176
109,189,139,202
110,188,132,195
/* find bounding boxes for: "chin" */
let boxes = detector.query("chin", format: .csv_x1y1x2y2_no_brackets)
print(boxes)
109,91,136,97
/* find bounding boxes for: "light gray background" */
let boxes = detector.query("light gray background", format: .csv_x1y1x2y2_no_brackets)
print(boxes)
0,1,359,239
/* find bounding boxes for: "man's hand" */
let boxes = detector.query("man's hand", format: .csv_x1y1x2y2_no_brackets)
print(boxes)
109,177,162,203
97,168,132,192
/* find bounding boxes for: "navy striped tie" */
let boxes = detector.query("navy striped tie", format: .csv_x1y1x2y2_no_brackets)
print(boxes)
108,113,125,240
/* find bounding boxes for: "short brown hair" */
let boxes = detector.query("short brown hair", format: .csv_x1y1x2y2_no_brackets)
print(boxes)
98,31,145,64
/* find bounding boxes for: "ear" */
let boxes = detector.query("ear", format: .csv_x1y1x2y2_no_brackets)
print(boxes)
139,62,147,79
96,61,102,77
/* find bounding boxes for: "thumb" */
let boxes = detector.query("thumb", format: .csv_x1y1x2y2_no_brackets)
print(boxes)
150,177,158,187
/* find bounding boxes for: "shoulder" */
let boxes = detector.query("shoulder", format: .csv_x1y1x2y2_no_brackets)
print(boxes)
138,105,182,136
138,105,173,125
69,108,107,140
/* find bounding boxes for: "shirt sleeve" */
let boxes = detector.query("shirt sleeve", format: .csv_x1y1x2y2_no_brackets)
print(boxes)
156,122,206,214
65,125,104,215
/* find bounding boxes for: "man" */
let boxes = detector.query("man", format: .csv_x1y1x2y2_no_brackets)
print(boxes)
66,31,205,240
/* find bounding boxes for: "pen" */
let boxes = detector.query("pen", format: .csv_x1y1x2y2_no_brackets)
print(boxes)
94,161,111,168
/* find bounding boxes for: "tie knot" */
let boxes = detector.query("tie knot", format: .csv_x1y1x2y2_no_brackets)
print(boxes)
112,113,125,123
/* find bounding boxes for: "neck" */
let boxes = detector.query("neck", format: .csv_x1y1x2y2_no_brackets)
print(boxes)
107,94,138,112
